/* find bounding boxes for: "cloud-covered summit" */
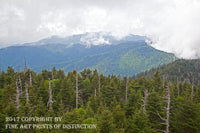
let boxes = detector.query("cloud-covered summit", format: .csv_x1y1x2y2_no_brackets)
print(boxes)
0,0,200,59
28,32,147,49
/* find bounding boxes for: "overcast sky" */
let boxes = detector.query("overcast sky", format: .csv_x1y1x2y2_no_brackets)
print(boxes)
0,0,200,59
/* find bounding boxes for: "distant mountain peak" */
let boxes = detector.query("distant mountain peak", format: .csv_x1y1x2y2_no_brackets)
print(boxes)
31,32,149,47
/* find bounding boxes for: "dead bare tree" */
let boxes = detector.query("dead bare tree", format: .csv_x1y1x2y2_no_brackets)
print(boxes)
76,68,78,109
166,85,170,133
48,78,53,111
157,84,171,133
18,74,23,97
143,89,148,112
17,67,23,97
24,57,27,72
98,72,101,97
125,77,129,104
163,75,165,88
177,77,180,97
52,71,55,95
29,72,32,86
25,82,29,104
15,79,20,109
191,77,194,101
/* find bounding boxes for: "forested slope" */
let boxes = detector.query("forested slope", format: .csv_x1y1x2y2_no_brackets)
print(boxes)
135,59,200,85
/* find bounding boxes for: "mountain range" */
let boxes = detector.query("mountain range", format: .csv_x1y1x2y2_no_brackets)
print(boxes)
0,32,176,76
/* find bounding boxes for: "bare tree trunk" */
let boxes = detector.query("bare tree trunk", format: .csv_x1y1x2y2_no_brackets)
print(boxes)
191,77,194,101
76,68,78,109
48,78,53,111
177,77,180,97
157,84,171,133
18,75,23,97
25,82,29,104
143,89,148,112
98,73,101,97
16,79,20,109
24,57,27,72
125,78,129,104
163,75,165,88
52,71,54,95
166,85,171,133
191,84,194,101
29,72,32,86
95,88,96,97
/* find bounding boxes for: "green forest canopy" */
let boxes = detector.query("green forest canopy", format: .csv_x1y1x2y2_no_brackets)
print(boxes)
0,66,200,133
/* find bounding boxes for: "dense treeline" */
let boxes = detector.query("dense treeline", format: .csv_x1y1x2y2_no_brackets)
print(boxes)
0,67,200,133
135,59,200,85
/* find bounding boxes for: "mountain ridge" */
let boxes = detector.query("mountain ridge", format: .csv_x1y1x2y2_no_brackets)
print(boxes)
0,33,176,76
134,59,200,85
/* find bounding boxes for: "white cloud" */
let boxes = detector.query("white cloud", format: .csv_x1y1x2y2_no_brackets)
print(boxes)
0,0,200,59
80,32,110,47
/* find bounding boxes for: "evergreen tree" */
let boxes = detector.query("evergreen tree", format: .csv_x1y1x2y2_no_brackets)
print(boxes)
126,109,154,133
170,97,200,133
98,110,115,133
146,91,163,131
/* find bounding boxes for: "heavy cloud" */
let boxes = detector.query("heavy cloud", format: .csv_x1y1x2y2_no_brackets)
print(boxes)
0,0,200,58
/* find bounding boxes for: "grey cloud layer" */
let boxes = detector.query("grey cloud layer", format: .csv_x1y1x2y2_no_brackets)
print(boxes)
0,0,200,59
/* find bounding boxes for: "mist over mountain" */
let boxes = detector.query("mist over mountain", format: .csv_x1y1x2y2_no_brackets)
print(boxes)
26,32,147,47
0,33,176,76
